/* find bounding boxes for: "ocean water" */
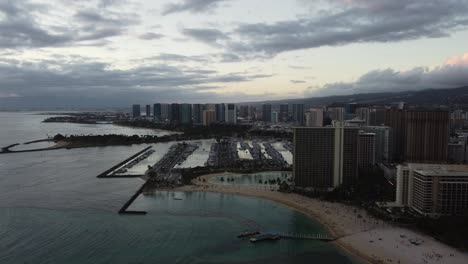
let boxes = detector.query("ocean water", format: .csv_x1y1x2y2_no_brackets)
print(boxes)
0,112,359,263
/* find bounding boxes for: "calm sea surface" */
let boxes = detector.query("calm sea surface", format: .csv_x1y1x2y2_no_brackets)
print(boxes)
0,112,359,263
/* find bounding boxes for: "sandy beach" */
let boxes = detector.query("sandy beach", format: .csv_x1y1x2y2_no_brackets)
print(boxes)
172,173,468,264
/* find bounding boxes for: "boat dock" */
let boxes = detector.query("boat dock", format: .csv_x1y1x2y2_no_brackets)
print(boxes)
277,232,335,241
96,146,153,178
243,231,335,243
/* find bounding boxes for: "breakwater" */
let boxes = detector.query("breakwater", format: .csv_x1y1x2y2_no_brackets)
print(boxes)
96,146,152,178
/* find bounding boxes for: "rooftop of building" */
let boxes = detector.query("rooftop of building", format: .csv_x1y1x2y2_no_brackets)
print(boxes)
402,163,468,176
414,168,468,177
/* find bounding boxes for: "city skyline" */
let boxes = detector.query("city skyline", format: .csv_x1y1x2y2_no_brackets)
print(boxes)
0,0,468,108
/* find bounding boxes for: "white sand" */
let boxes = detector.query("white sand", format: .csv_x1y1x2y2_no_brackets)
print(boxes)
340,227,465,264
170,174,468,264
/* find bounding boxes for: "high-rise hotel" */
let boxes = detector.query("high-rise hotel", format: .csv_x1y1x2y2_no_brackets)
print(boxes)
293,122,359,190
385,109,449,163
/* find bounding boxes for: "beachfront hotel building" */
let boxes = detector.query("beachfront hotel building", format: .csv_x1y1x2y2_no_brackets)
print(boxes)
293,122,359,190
358,132,376,170
396,163,468,217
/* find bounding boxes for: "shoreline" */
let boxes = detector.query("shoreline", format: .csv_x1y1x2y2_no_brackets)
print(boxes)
165,174,468,264
0,140,70,154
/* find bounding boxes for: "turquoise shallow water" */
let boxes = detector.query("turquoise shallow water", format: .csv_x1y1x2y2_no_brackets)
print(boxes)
0,192,354,264
0,112,360,264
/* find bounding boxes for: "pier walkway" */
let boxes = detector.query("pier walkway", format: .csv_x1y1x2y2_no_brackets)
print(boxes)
277,232,335,241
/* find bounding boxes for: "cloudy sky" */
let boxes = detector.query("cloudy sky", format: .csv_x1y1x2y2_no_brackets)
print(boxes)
1,0,468,108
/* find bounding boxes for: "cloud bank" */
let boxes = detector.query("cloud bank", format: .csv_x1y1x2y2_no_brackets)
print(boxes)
183,0,468,58
162,0,229,15
308,54,468,96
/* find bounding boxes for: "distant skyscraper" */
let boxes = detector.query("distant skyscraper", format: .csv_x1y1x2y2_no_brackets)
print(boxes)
192,104,203,124
384,109,405,162
328,107,345,122
305,108,323,127
248,105,256,121
146,104,151,117
239,105,249,118
180,104,192,125
170,103,180,124
262,104,272,122
405,110,449,163
225,104,237,124
356,108,370,125
358,132,376,170
385,109,449,163
271,112,279,123
345,103,359,115
203,110,216,126
160,103,170,121
216,103,225,122
362,126,392,163
153,103,161,122
132,104,140,118
279,104,289,122
369,108,386,126
292,104,304,125
293,123,359,190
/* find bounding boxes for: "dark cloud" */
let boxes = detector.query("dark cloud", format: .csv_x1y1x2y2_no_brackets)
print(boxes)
290,80,306,84
0,56,273,108
162,0,229,15
98,0,127,8
74,9,137,26
150,53,210,62
181,28,229,45
0,1,70,48
219,53,241,62
308,62,468,97
185,0,468,57
289,65,312,70
139,32,165,40
0,1,138,48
